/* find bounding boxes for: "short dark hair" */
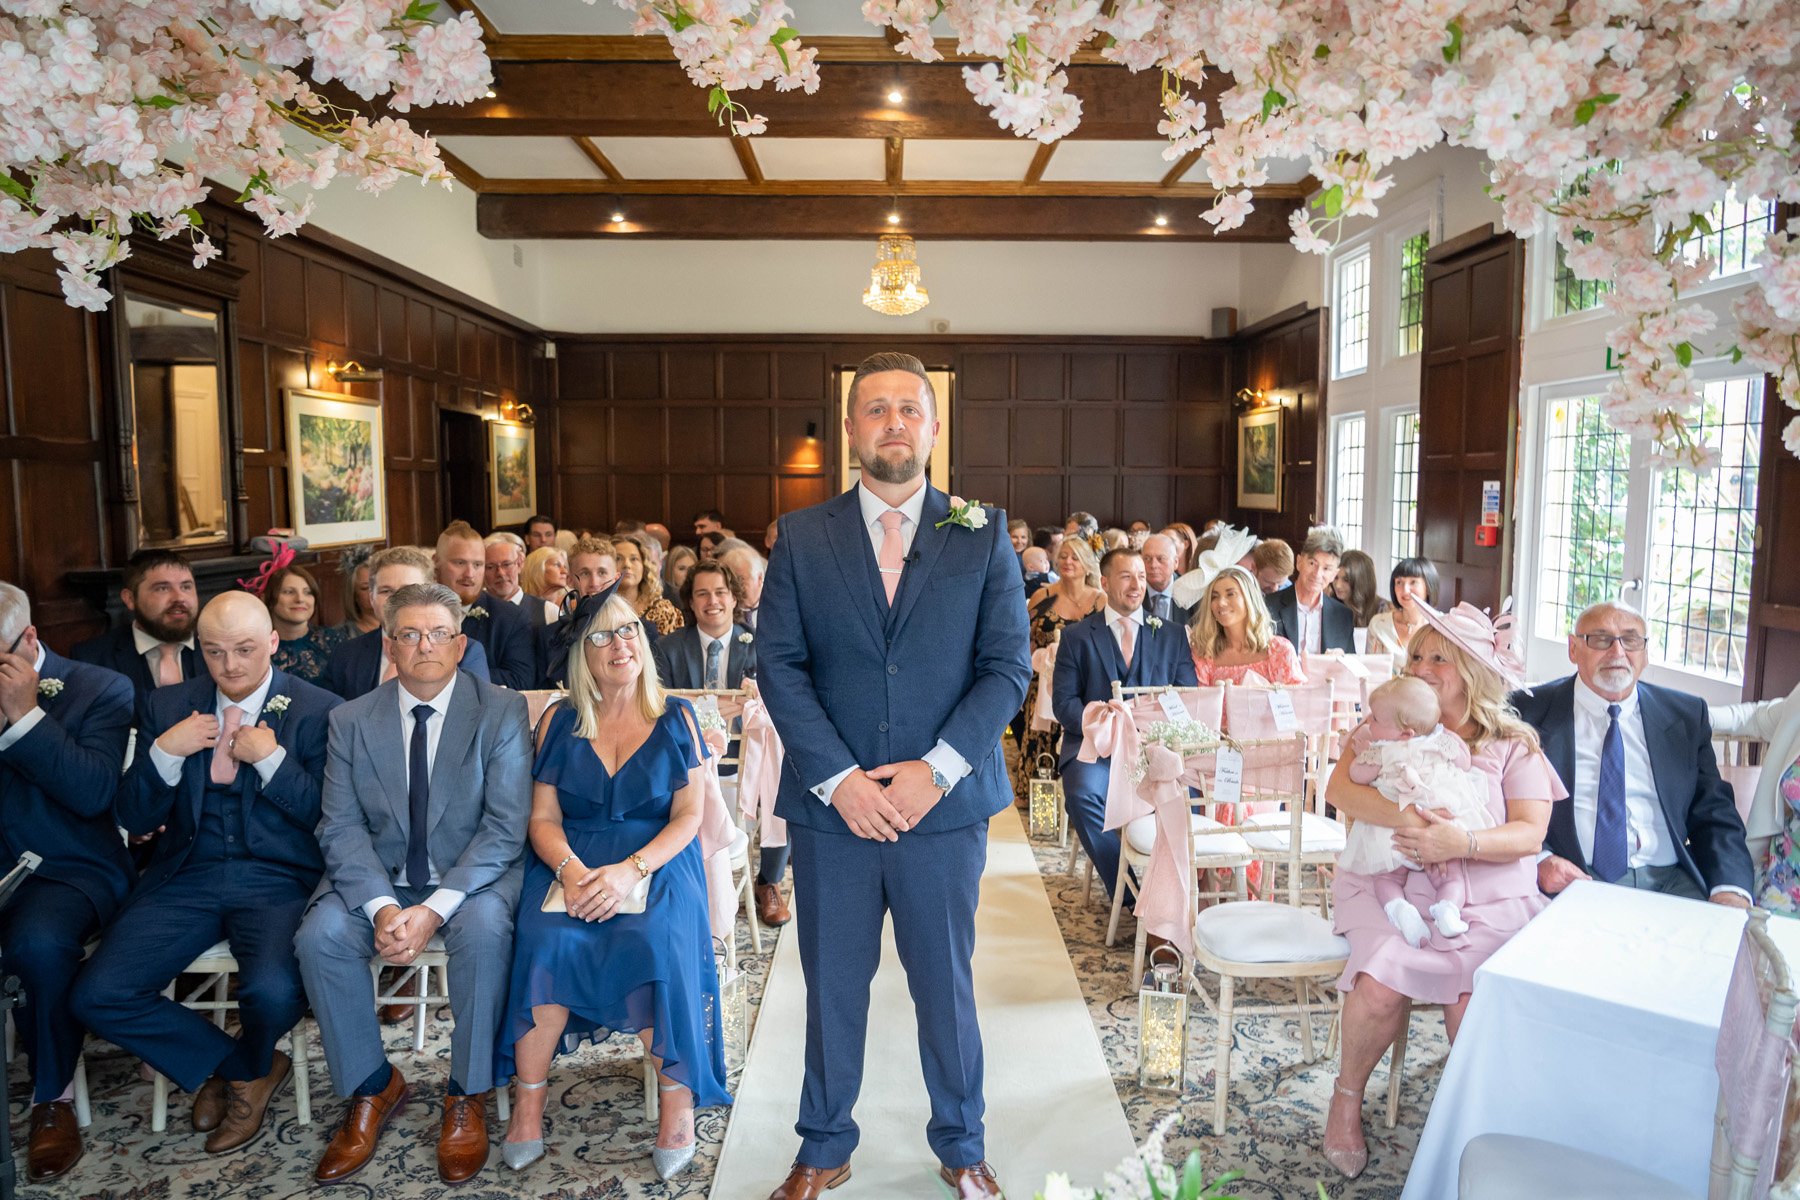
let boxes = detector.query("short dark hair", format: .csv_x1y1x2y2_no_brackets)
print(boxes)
1390,557,1441,608
1032,526,1058,551
123,548,193,594
692,509,726,525
525,514,556,534
682,560,747,611
613,520,647,536
847,351,936,418
1100,547,1143,575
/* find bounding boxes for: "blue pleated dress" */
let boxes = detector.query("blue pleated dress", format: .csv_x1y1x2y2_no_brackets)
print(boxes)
494,698,732,1107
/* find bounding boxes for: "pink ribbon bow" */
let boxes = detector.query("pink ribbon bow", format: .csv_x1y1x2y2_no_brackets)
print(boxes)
1079,699,1144,834
1031,645,1059,730
694,725,740,941
1132,743,1197,956
237,535,296,596
737,694,788,849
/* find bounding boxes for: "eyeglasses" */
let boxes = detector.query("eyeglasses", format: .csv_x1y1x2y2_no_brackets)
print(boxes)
585,622,642,648
4,628,25,656
391,629,460,646
1575,632,1646,652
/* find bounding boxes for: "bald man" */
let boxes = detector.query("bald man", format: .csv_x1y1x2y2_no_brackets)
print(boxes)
75,591,340,1154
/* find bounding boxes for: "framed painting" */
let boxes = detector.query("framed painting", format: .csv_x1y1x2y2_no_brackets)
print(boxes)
282,388,386,549
489,421,536,527
1236,406,1283,512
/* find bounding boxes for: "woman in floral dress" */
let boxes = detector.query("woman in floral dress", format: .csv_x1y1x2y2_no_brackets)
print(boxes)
1011,537,1106,802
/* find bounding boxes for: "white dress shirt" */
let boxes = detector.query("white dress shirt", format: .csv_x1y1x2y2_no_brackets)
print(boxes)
365,675,466,923
1293,590,1324,655
811,481,972,806
0,645,49,751
147,669,287,787
133,624,195,682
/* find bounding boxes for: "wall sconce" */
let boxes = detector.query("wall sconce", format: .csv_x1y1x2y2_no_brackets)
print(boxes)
1235,386,1266,407
499,398,536,425
805,420,818,440
328,360,384,384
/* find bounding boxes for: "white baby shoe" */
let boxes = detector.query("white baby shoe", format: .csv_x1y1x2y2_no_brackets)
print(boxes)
1384,898,1431,948
1429,900,1470,937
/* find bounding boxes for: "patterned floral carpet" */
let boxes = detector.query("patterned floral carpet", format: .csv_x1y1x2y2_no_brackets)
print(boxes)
6,815,1445,1200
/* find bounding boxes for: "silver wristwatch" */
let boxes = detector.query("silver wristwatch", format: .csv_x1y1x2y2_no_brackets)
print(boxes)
928,763,951,793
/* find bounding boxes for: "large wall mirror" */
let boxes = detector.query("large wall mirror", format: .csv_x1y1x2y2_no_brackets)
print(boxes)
124,295,230,547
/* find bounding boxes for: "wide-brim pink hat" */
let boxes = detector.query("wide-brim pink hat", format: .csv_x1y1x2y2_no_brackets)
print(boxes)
1412,599,1526,688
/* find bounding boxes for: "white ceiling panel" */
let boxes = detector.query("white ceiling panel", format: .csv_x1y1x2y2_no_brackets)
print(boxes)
1258,157,1313,185
589,136,745,179
903,139,1039,182
1038,140,1174,184
753,137,887,180
437,135,604,179
474,0,928,39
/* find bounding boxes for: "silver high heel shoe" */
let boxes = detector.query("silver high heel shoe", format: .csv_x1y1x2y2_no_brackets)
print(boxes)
502,1077,548,1172
652,1081,696,1181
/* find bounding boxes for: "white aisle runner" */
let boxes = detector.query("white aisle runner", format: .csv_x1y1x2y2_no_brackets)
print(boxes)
711,806,1135,1199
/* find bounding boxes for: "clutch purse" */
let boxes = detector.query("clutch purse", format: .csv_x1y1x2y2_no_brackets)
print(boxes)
541,870,652,915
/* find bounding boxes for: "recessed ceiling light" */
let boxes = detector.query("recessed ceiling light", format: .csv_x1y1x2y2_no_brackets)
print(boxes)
887,211,900,225
611,211,626,223
887,89,904,104
1154,214,1169,227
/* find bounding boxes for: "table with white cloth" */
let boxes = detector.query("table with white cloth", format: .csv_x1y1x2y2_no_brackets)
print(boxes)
1401,880,1800,1199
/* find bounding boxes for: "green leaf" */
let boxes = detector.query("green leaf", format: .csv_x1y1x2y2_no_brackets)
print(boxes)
1176,1150,1204,1200
180,207,203,229
707,85,727,114
1442,19,1463,63
1729,344,1744,364
1674,341,1694,368
771,25,797,72
401,0,437,21
0,172,30,203
1309,183,1344,218
1313,43,1330,59
1014,32,1029,59
1260,87,1286,120
668,9,697,33
143,94,180,109
1574,92,1619,125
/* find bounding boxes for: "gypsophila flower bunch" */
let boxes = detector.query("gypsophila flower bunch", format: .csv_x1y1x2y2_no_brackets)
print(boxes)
465,605,488,620
1035,1111,1250,1199
695,704,727,734
36,678,64,698
1131,718,1220,784
264,694,291,714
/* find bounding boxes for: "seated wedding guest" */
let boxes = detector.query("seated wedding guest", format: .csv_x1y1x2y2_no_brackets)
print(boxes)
1128,520,1151,536
74,591,338,1154
693,509,727,539
1712,680,1800,911
645,522,672,552
296,582,530,1185
539,537,620,688
1330,549,1389,634
1007,518,1030,560
72,548,199,700
329,546,380,641
1267,526,1355,654
662,544,698,600
266,564,349,684
496,592,731,1178
1188,566,1306,685
764,520,779,553
0,582,134,1182
1020,546,1054,595
521,546,570,614
325,546,491,701
1052,548,1197,896
1013,538,1105,802
719,543,767,633
1140,533,1192,627
698,530,727,561
616,532,684,637
437,521,537,690
553,529,578,557
1064,511,1099,542
1250,538,1295,596
1366,557,1439,667
485,532,553,631
1159,523,1197,574
1514,601,1752,904
1031,525,1058,553
524,514,558,553
1323,602,1562,1179
1101,527,1130,552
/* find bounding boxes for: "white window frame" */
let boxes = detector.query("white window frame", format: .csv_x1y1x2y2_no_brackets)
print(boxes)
1330,244,1373,380
1382,404,1423,566
1329,412,1369,550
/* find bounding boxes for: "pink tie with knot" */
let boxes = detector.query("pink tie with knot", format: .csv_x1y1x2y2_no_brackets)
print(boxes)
1119,618,1135,669
877,510,906,605
156,643,181,687
211,705,245,785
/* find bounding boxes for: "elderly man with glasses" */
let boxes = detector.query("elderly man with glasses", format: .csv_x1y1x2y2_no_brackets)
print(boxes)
1511,600,1752,904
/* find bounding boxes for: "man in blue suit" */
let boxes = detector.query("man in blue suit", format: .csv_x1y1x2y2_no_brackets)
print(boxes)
0,582,135,1182
70,548,200,701
323,545,491,700
1265,526,1355,654
73,591,339,1154
757,353,1030,1200
1052,548,1200,897
435,521,537,689
1513,600,1752,903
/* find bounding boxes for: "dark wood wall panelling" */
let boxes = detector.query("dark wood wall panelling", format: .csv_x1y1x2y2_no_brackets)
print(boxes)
1745,203,1800,701
1229,305,1328,545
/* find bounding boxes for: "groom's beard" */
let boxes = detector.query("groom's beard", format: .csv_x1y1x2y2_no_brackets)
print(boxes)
861,445,927,484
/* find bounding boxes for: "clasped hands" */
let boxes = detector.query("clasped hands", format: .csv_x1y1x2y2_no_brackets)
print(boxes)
373,903,443,965
831,761,944,842
155,710,279,764
557,859,643,923
0,643,40,723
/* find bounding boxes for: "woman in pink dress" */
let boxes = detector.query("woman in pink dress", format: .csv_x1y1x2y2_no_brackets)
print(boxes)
1321,602,1564,1179
1186,566,1305,685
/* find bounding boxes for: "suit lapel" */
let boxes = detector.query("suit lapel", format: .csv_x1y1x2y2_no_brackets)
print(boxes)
684,630,706,690
1637,684,1686,842
1091,614,1126,688
367,688,410,829
726,630,748,687
825,489,887,652
888,486,952,638
428,678,478,828
1541,681,1584,870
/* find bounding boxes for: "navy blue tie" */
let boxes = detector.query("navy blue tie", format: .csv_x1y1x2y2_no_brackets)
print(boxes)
1150,593,1169,623
705,638,724,691
407,704,434,890
1591,702,1627,883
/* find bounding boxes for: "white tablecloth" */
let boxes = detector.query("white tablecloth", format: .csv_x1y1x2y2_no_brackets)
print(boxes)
1401,881,1800,1199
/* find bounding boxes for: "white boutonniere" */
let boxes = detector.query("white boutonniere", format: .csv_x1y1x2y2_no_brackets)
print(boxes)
737,631,754,645
264,694,291,715
37,678,64,699
1146,616,1164,631
466,605,489,620
934,496,989,531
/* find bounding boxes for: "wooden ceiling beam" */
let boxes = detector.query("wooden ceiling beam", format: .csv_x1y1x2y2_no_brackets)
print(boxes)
470,177,1307,200
730,136,765,184
484,33,1146,65
1024,142,1058,184
886,136,904,185
475,192,1300,241
441,0,499,43
572,137,623,182
436,146,487,192
1160,149,1202,187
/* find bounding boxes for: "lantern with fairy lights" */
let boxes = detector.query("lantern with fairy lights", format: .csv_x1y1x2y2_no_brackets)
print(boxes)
1137,944,1189,1091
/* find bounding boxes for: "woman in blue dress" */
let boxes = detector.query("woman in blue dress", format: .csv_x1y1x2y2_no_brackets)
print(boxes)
496,592,731,1178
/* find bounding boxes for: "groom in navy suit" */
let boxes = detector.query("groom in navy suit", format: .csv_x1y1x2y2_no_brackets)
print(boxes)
758,353,1030,1200
1053,547,1200,897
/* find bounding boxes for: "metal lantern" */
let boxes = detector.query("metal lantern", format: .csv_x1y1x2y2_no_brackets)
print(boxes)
711,936,749,1074
1136,944,1189,1091
1028,753,1063,840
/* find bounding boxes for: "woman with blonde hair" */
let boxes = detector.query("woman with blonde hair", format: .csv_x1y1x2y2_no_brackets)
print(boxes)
520,547,569,621
1012,536,1107,801
661,544,698,599
496,591,730,1179
614,532,685,636
1187,565,1304,685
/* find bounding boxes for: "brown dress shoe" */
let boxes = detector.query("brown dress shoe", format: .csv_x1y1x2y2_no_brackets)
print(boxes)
205,1051,291,1153
755,881,793,927
378,967,416,1024
26,1102,83,1183
437,1092,490,1184
314,1067,409,1183
192,1075,228,1132
940,1161,1004,1197
768,1161,851,1199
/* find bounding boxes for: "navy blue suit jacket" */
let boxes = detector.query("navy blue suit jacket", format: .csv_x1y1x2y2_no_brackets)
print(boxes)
1512,675,1753,895
322,627,491,701
1052,612,1199,769
1266,588,1356,654
759,486,1031,835
116,668,339,895
462,590,536,690
0,649,135,921
655,623,757,690
70,623,198,702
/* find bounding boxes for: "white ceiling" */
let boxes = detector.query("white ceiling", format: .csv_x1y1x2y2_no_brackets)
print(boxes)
1039,140,1174,183
905,138,1040,181
752,137,887,180
473,0,931,39
589,136,746,179
438,134,605,178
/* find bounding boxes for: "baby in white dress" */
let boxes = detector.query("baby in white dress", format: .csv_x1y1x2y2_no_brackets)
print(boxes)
1340,676,1496,946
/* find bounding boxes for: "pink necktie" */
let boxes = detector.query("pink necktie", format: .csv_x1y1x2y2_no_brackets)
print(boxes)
1119,619,1135,669
211,705,245,785
877,510,906,605
156,643,182,687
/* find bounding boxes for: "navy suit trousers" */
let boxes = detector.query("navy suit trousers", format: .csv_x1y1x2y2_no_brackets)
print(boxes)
0,876,101,1102
1060,759,1121,898
789,821,987,1170
73,861,311,1092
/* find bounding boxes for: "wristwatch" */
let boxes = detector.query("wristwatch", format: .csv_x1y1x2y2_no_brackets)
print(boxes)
928,763,951,794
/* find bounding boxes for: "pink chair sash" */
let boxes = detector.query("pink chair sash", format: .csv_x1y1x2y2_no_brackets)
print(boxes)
1031,645,1059,731
695,726,739,941
1079,699,1144,833
1713,926,1797,1193
1132,743,1198,955
737,695,788,849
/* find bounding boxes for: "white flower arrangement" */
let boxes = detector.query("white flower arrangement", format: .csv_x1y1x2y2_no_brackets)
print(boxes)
935,496,989,531
264,694,291,715
1035,1112,1265,1199
1131,719,1222,785
37,678,64,699
738,631,754,645
695,706,728,734
1146,615,1164,631
465,606,489,620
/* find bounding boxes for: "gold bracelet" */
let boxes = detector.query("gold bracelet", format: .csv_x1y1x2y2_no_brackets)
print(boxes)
628,852,651,879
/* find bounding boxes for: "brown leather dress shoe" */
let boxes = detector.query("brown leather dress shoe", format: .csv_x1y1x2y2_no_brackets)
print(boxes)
755,881,793,927
26,1102,83,1183
192,1076,228,1132
437,1092,490,1184
314,1067,409,1183
768,1161,851,1199
206,1051,291,1153
940,1160,1004,1198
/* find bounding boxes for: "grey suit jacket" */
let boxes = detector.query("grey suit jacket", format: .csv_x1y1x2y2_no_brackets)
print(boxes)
316,671,532,913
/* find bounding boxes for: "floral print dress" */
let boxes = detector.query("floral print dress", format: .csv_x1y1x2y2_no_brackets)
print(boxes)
1011,594,1084,801
1757,755,1800,914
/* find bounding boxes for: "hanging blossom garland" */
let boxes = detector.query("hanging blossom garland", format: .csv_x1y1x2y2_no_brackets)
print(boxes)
0,0,492,311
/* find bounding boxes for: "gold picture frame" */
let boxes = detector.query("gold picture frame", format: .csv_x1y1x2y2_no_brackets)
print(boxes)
1236,406,1283,512
488,421,536,527
282,387,386,549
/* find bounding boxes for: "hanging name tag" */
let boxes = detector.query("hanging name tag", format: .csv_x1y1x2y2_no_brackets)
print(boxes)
1157,690,1189,724
1267,689,1299,732
696,694,723,719
1340,655,1370,680
1212,747,1244,806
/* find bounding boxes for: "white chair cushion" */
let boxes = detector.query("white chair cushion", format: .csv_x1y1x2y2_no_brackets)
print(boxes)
1124,813,1252,857
1458,1133,1697,1200
1192,901,1350,964
186,940,235,969
728,824,750,868
1239,811,1348,853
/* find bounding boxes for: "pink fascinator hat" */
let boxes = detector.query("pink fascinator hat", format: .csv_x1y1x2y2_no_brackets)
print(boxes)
1413,598,1526,689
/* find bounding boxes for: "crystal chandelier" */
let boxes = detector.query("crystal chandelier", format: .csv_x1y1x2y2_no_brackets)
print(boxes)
861,233,930,316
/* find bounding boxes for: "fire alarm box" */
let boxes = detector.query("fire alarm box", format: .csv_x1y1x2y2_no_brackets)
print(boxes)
1475,524,1499,547
1475,479,1502,548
